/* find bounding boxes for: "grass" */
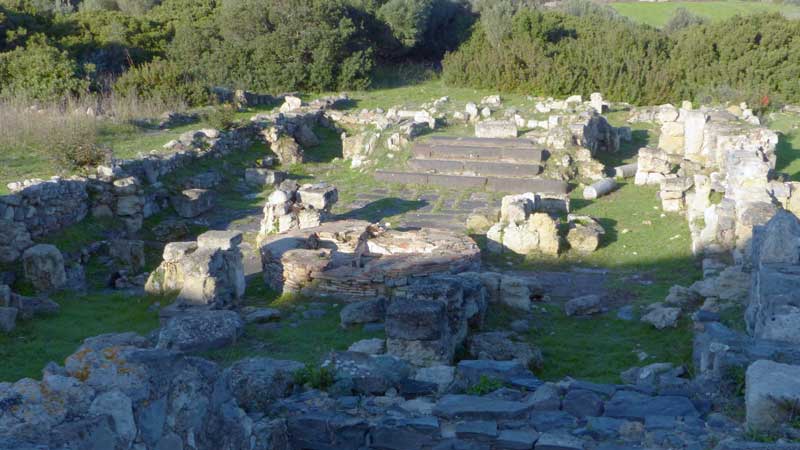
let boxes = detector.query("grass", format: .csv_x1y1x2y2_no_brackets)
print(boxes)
202,285,383,366
486,303,694,383
610,1,800,28
771,112,800,180
0,289,170,382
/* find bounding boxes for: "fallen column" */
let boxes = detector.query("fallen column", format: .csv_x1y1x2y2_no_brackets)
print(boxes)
583,178,618,200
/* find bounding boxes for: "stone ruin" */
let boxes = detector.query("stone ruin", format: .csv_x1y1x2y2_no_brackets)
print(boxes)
485,193,605,256
145,230,245,314
259,220,481,298
632,104,783,260
256,181,339,238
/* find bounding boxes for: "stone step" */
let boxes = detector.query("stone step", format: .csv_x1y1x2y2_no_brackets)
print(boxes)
408,159,543,178
427,136,537,149
374,171,569,195
412,144,545,164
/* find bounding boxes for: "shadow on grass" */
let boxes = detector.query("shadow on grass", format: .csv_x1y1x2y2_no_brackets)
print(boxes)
775,131,800,179
337,197,427,223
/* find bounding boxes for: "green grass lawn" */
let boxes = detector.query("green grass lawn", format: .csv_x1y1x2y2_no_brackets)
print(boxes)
771,112,800,180
611,1,800,27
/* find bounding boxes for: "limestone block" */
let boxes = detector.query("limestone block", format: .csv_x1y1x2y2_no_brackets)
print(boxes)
22,244,66,293
746,360,800,431
475,121,517,139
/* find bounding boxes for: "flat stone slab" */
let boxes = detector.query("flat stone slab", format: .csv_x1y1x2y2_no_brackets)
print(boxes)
413,145,545,164
433,394,534,420
409,159,543,178
603,390,699,421
427,136,538,149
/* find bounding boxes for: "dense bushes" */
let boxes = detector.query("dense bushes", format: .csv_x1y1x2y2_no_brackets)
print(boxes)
0,35,89,100
442,8,800,106
2,0,800,107
668,13,800,106
442,9,674,105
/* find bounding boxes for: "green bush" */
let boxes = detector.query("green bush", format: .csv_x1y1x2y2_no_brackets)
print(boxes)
443,9,800,106
663,7,706,34
442,8,674,105
0,35,89,100
201,104,237,131
293,365,334,390
113,58,210,106
466,375,504,395
165,0,375,93
667,13,800,106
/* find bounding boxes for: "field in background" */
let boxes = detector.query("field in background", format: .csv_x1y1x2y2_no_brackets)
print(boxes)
610,1,800,27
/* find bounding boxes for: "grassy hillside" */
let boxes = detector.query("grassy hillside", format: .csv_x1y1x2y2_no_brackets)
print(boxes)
611,1,800,27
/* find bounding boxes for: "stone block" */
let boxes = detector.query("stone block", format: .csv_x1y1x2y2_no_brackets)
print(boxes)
475,121,517,139
746,360,800,431
22,244,66,293
171,189,216,218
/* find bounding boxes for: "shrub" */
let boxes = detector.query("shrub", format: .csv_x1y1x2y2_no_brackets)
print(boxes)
113,58,210,106
201,104,237,131
442,8,674,105
466,375,504,395
667,13,800,106
0,35,89,100
378,0,434,49
663,7,706,34
171,0,375,93
293,365,334,390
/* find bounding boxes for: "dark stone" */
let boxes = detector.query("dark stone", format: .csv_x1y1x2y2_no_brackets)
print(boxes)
433,395,534,420
455,420,498,441
340,298,386,327
286,413,368,450
369,417,440,450
529,411,578,432
603,390,699,421
398,378,439,399
222,357,305,412
496,429,539,450
562,389,604,418
386,299,446,341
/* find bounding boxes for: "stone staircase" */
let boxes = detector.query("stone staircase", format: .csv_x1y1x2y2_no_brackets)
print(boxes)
375,136,568,195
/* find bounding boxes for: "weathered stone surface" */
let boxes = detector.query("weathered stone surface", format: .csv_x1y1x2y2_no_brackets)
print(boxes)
604,390,699,420
641,304,681,329
468,332,543,370
171,189,216,218
157,310,244,352
223,357,304,412
475,121,517,139
108,239,145,271
433,395,534,420
0,306,17,332
340,298,386,327
535,432,585,450
245,168,286,186
562,389,604,418
565,295,603,316
747,211,800,343
296,183,339,211
0,219,33,264
147,231,245,308
746,360,800,431
566,216,604,254
22,244,66,293
348,338,386,355
241,306,281,324
323,351,411,395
